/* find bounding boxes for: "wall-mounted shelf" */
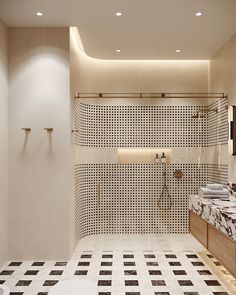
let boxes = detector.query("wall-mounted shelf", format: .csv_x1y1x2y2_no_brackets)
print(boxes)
117,148,172,164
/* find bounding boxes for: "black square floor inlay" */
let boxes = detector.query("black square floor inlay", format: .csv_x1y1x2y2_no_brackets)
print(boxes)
74,270,88,275
214,261,222,266
99,293,111,295
16,280,32,286
124,270,137,275
43,280,58,286
125,280,139,286
151,280,166,286
126,293,141,295
0,280,6,284
212,293,229,295
144,254,155,258
149,270,162,275
32,262,45,266
124,262,135,266
38,293,48,295
98,280,112,286
102,255,113,259
186,254,198,258
169,262,181,266
207,254,214,258
183,293,199,295
146,262,158,266
191,261,204,266
101,262,112,266
10,293,24,295
173,270,187,275
155,293,170,295
9,262,22,266
178,280,193,286
81,254,92,259
49,270,63,275
124,254,134,258
78,262,90,266
165,254,177,258
0,270,14,275
55,262,67,266
197,270,212,275
100,270,112,275
205,280,221,286
24,270,39,275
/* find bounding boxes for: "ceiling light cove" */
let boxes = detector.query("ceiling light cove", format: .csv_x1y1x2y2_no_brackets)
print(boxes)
176,49,181,53
36,12,43,16
116,49,121,53
116,12,123,17
195,12,202,17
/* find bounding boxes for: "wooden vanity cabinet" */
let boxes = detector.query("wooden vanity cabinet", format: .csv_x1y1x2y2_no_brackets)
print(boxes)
190,210,236,277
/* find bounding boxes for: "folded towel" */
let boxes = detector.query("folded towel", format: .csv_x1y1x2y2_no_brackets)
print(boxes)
206,183,224,191
199,187,229,196
200,194,230,199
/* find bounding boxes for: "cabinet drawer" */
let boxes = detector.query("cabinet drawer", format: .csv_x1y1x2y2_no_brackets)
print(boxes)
208,225,236,276
189,210,208,248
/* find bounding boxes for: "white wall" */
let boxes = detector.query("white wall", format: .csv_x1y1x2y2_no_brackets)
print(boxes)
210,33,236,181
0,19,8,266
70,28,209,95
8,27,74,260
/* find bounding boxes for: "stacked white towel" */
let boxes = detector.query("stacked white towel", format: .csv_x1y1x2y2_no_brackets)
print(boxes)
199,184,229,198
206,183,224,191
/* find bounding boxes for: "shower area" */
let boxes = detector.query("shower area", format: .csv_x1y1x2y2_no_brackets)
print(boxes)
73,93,228,241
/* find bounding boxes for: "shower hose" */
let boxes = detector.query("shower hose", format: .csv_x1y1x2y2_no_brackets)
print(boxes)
157,164,172,211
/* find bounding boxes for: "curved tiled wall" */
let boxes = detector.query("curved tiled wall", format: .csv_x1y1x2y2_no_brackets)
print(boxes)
75,163,207,239
74,101,207,148
74,99,228,240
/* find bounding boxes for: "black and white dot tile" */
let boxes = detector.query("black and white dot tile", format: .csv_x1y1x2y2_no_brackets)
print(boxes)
0,250,230,295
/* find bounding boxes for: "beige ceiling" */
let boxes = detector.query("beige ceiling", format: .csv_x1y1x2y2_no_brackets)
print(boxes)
0,0,236,60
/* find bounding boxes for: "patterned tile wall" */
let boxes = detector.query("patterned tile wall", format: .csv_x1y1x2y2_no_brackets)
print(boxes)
74,98,228,240
75,164,207,239
207,98,228,146
74,101,207,148
207,164,228,185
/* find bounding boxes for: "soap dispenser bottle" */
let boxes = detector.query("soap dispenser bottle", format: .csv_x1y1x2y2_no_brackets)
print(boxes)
155,154,160,164
161,152,166,164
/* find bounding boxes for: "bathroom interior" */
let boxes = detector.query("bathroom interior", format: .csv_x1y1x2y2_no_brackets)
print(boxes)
1,1,236,295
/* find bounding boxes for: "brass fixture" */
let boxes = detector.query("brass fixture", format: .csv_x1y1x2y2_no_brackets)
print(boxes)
75,92,227,99
173,169,183,179
191,114,206,119
199,107,218,113
44,128,53,132
72,129,79,133
22,128,31,132
191,107,218,119
157,164,172,211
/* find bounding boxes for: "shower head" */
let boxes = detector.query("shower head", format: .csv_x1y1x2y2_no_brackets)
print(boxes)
191,113,206,119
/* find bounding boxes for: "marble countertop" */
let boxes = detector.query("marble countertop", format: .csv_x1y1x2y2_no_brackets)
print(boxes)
189,195,236,241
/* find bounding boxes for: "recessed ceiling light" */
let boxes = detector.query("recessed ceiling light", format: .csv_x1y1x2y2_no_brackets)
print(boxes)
36,12,43,16
116,49,121,53
116,12,122,16
176,49,181,53
195,12,202,17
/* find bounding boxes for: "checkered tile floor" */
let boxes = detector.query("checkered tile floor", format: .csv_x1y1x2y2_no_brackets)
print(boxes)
0,250,230,295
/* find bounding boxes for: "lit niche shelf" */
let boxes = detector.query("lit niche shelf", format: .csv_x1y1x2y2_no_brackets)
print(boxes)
117,148,172,164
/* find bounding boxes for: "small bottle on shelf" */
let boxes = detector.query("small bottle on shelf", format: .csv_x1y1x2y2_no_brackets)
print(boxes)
161,152,166,164
155,154,160,164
